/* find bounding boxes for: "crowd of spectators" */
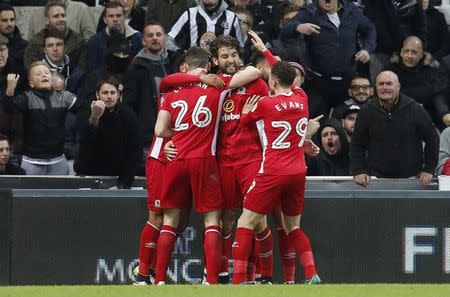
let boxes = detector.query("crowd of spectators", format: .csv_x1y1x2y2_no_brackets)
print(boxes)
0,0,450,187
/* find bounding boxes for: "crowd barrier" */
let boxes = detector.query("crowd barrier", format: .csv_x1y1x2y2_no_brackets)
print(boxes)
0,177,449,285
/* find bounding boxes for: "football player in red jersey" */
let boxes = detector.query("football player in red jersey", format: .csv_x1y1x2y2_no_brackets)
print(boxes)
160,36,274,284
153,47,261,285
232,61,321,285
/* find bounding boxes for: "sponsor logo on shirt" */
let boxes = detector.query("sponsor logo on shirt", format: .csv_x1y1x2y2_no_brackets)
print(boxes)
223,99,235,112
221,113,240,122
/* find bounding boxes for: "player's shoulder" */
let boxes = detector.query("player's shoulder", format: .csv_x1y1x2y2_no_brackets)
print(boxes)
247,78,269,92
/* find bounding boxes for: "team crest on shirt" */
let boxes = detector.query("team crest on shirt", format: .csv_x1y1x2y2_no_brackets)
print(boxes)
223,99,235,112
221,20,230,29
236,87,246,94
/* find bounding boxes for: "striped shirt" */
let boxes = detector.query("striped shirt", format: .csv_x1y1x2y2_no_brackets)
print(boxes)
168,5,244,49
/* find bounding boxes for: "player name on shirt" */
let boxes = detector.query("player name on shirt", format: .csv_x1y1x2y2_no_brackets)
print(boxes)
173,82,209,92
274,100,305,112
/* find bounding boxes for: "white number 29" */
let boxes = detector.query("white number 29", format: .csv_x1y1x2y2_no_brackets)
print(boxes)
271,117,308,149
171,95,212,131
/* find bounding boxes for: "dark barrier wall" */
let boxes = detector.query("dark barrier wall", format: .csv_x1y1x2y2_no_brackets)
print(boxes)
4,189,450,285
0,190,11,285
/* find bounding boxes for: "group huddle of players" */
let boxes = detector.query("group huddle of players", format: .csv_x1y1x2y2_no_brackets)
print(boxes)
133,31,321,286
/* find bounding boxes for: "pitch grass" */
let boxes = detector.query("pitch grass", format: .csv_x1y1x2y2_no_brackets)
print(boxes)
1,284,450,297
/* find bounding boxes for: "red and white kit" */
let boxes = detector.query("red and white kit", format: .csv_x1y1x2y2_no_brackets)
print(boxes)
241,90,309,215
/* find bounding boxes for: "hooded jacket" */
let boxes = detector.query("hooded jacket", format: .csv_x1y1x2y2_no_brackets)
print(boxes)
350,94,439,177
307,118,350,176
87,25,142,73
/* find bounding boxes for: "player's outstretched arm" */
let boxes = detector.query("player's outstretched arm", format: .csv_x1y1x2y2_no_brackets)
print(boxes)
154,110,174,138
159,73,225,93
229,66,261,89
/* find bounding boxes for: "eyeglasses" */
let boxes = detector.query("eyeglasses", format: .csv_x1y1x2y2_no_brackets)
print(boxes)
350,84,371,90
238,19,250,26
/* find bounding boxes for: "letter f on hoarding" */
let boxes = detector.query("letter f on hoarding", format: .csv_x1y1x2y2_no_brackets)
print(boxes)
403,227,436,274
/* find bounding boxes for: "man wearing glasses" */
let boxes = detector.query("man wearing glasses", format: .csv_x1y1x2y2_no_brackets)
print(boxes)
330,74,373,119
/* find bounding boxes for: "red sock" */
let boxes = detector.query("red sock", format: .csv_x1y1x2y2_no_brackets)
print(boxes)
138,222,160,276
288,227,317,279
155,225,177,284
232,227,254,284
246,237,256,281
220,232,232,275
277,228,296,283
255,227,273,278
253,234,261,280
204,225,222,284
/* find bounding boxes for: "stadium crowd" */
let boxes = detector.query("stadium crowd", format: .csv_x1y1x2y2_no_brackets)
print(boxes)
1,0,450,285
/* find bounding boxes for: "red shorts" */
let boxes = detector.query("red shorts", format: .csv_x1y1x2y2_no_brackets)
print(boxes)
160,158,223,213
243,173,306,216
145,158,165,213
219,161,261,209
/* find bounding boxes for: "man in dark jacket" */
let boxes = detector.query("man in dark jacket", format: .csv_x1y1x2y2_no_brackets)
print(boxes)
0,4,27,72
87,1,142,73
350,70,439,187
385,36,449,129
122,21,181,175
307,118,350,176
280,0,376,114
75,78,140,189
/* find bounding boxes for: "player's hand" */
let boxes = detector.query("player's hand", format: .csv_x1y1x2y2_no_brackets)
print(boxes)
303,139,320,157
242,95,261,115
248,30,267,53
354,173,370,187
306,114,323,139
164,140,178,161
90,100,105,119
200,74,225,89
296,23,321,36
355,50,370,64
6,73,20,96
417,171,433,187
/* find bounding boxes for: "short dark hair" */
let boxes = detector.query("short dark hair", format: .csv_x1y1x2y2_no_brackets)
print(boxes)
104,1,125,14
43,28,65,44
44,1,65,17
0,133,9,142
351,73,371,85
210,35,240,59
143,20,165,33
96,77,121,93
184,47,209,69
0,3,15,16
271,61,296,87
251,51,266,66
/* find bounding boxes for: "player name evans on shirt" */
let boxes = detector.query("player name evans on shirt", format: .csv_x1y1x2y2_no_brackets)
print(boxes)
274,100,305,112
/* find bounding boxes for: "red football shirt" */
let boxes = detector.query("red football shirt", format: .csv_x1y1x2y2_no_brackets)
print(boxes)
161,80,231,159
217,75,270,166
241,91,309,175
